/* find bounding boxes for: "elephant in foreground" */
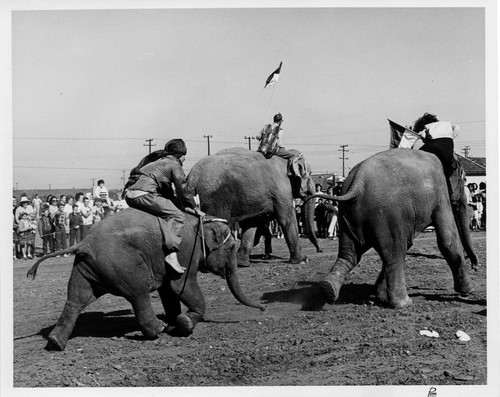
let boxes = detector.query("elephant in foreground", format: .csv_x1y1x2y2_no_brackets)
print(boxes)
185,147,321,267
314,149,476,309
27,209,265,350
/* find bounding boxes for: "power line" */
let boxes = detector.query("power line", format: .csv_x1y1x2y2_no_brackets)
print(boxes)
144,138,156,154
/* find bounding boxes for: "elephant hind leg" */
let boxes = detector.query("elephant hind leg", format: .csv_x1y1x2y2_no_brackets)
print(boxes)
374,236,412,309
48,266,100,350
174,280,206,334
129,294,166,339
434,211,474,296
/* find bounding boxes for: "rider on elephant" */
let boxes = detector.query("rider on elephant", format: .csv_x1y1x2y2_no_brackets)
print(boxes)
256,113,297,160
124,139,196,274
412,112,462,206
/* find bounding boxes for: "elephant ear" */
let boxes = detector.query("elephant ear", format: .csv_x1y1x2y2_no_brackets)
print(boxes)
204,222,229,252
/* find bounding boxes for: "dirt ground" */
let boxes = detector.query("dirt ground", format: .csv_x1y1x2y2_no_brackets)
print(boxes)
13,231,487,387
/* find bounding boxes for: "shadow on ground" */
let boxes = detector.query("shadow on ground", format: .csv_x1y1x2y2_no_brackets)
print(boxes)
260,281,375,311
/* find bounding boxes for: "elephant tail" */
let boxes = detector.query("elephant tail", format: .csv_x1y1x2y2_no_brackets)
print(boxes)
26,245,80,280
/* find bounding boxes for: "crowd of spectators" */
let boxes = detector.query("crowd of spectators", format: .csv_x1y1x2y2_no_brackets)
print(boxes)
466,181,486,231
13,180,129,260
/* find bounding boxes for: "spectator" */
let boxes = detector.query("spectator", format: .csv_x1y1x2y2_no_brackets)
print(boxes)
37,203,54,255
294,198,303,235
13,212,19,260
315,198,327,238
18,212,35,259
80,196,94,239
93,179,111,205
478,182,486,229
112,192,128,213
68,204,83,247
75,192,85,213
467,183,479,231
48,196,59,219
15,196,35,224
92,198,105,224
32,193,43,218
64,196,75,238
325,186,339,240
53,202,69,255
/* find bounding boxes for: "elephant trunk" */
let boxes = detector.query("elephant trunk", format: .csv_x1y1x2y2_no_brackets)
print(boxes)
303,194,321,252
225,250,266,311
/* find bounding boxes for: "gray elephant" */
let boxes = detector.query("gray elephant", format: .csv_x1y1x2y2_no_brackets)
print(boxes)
315,149,477,309
185,147,321,267
27,209,265,350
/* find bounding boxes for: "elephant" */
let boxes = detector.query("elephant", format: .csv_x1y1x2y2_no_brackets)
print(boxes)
185,147,321,268
313,148,477,309
27,208,265,350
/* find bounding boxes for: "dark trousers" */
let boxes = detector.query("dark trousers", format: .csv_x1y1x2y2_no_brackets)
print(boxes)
126,192,185,251
41,234,54,255
81,224,93,239
69,228,81,246
54,226,67,251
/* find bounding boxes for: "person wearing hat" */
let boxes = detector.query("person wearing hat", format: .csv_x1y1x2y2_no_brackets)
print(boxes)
15,196,35,224
412,112,461,205
124,138,196,274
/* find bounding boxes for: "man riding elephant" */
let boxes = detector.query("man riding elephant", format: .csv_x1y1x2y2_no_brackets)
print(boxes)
412,112,462,207
124,138,196,274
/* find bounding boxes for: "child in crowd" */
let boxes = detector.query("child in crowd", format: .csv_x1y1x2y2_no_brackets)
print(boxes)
92,198,105,223
37,204,54,255
68,204,83,246
18,212,35,259
53,202,69,256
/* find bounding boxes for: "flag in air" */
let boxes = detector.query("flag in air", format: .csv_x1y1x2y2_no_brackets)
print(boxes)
264,62,283,89
388,119,420,149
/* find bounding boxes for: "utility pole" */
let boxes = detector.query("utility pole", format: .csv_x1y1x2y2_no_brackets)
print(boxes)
244,136,256,150
91,178,96,186
121,170,126,185
339,144,349,177
48,184,51,190
462,146,471,158
204,134,213,156
144,138,156,154
15,182,18,191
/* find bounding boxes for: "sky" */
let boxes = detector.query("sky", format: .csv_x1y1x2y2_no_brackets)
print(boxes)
9,3,491,191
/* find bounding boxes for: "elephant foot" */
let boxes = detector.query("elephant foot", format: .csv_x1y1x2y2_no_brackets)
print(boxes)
237,261,251,268
319,276,342,304
289,256,308,264
388,295,413,309
46,333,66,351
455,282,475,297
176,313,201,334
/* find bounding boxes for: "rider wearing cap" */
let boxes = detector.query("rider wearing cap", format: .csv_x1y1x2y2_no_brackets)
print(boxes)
124,139,195,274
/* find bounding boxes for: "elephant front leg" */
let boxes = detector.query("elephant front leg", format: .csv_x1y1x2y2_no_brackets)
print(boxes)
434,212,474,296
129,294,166,339
157,283,182,334
171,279,206,335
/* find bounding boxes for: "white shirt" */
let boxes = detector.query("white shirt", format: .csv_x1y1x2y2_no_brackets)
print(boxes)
422,121,459,140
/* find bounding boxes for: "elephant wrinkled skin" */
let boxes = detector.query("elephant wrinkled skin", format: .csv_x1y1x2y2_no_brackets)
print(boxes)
27,208,265,350
316,149,476,309
185,147,321,267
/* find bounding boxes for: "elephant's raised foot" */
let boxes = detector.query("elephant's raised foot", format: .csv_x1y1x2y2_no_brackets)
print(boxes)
319,279,341,304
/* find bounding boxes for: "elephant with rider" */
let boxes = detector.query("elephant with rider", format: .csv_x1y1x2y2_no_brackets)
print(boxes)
313,148,477,309
185,146,321,268
27,208,265,350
